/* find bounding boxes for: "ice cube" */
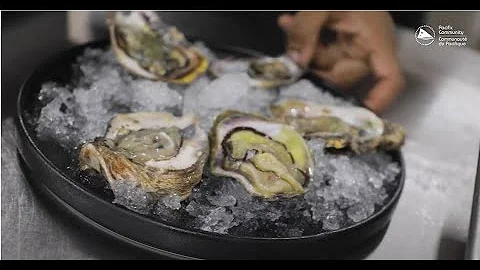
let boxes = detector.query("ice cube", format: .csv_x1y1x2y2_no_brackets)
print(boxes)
186,200,207,217
322,208,345,231
110,181,154,215
287,228,304,237
182,76,211,111
183,74,250,129
265,209,283,221
279,79,352,106
130,79,183,113
347,202,375,223
200,207,235,234
36,85,81,147
207,194,237,207
238,87,278,115
197,73,250,108
161,195,183,210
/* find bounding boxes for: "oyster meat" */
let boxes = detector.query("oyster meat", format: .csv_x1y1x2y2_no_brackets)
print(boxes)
210,55,304,89
210,110,314,199
270,99,406,153
108,11,208,84
79,112,209,202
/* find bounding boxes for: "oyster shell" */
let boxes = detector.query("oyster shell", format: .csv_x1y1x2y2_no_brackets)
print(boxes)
270,99,406,153
210,110,314,199
107,11,208,84
209,55,303,89
79,112,209,201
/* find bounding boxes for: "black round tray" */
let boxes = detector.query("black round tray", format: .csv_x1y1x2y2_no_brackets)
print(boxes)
16,40,406,260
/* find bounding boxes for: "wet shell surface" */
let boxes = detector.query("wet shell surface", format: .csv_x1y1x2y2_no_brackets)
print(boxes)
209,55,304,89
270,99,406,153
79,112,209,200
107,11,208,84
209,110,314,199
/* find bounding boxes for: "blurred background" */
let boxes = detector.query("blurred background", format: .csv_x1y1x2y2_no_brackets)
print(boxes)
2,11,480,120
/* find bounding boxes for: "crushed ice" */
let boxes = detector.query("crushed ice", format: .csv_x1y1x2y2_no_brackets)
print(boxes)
183,73,276,130
34,47,401,237
161,195,183,210
36,48,184,148
110,181,154,215
278,79,353,107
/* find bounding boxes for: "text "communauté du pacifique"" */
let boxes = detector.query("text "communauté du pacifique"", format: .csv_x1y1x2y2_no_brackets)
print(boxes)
438,25,467,47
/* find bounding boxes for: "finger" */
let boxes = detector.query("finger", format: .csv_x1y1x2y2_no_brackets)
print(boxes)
310,41,347,70
328,12,386,62
284,11,329,67
277,14,300,62
325,12,401,114
277,14,295,32
314,58,371,88
310,22,368,70
363,69,405,114
337,32,370,61
363,50,405,114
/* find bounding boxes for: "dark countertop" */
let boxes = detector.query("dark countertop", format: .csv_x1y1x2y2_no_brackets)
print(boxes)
2,11,480,260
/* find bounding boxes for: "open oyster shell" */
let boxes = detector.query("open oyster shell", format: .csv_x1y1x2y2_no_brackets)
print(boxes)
209,110,314,199
107,11,208,84
209,55,304,89
270,99,406,153
79,112,209,201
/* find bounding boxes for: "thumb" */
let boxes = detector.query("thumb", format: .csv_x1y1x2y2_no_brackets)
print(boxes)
277,14,295,31
281,11,328,67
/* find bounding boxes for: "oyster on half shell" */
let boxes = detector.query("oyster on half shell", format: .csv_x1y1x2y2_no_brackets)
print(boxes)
209,55,304,89
210,110,314,199
79,112,209,201
270,99,406,153
107,11,208,84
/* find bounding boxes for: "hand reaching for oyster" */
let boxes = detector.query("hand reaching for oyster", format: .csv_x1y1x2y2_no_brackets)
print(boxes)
107,11,405,116
277,11,406,114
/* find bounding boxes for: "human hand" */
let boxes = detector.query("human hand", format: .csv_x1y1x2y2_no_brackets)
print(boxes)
278,11,405,114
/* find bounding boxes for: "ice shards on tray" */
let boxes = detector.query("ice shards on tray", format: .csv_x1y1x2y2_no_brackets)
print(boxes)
183,73,277,130
34,46,401,237
36,48,183,148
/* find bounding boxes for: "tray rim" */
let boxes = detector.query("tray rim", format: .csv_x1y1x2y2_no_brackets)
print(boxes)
16,39,407,243
15,158,198,260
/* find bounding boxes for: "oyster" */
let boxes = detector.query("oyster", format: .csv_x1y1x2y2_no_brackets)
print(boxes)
270,99,406,153
210,110,313,199
210,55,303,89
79,112,209,201
107,11,208,84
